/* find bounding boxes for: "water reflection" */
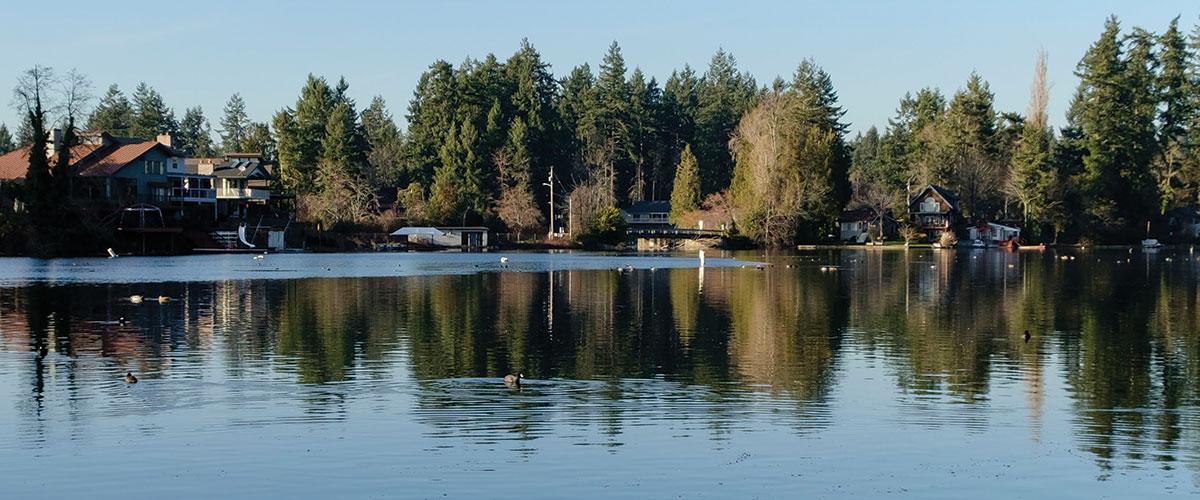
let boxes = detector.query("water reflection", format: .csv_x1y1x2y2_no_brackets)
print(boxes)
2,249,1200,479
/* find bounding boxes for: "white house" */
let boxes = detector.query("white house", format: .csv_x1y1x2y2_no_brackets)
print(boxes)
967,221,1021,245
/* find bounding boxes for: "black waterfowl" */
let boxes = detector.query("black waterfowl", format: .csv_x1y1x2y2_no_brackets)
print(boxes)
124,372,138,384
1023,330,1031,342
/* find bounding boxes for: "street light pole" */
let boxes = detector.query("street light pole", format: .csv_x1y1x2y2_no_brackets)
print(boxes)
545,166,555,239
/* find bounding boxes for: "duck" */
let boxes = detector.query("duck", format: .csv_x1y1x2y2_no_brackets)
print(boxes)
36,345,49,358
129,295,144,304
1023,330,1031,342
124,372,138,384
504,373,523,388
158,296,170,303
253,254,265,260
500,256,509,264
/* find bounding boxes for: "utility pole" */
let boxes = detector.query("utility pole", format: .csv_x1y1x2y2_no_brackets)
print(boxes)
544,166,555,239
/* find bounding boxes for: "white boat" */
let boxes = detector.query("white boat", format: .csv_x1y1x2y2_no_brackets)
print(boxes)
1142,239,1163,249
970,239,987,248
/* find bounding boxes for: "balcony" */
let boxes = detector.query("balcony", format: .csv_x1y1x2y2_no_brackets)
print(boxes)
169,187,217,202
217,187,271,201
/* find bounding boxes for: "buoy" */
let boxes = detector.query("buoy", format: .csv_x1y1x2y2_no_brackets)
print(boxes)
107,248,118,258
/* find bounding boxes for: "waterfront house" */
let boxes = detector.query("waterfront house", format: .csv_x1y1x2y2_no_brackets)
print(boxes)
838,207,898,242
186,154,273,219
392,226,490,248
1165,206,1200,240
907,185,961,242
0,131,210,213
620,200,672,229
966,221,1021,246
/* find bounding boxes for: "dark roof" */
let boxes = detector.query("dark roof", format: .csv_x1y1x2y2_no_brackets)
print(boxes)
839,207,884,223
1166,206,1200,218
626,200,670,214
189,154,273,180
909,185,960,208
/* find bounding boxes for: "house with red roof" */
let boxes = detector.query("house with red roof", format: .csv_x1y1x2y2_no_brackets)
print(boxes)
0,130,219,217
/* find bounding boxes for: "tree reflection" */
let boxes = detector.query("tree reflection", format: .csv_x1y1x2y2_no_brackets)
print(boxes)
2,250,1200,468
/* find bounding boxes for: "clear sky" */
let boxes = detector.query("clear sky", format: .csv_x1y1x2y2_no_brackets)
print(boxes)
3,0,1199,137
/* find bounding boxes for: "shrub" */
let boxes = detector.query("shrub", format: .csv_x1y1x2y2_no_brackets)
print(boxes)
938,231,958,248
581,206,628,246
899,224,921,244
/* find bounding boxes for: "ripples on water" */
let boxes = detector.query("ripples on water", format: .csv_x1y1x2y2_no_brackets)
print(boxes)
1,249,1199,498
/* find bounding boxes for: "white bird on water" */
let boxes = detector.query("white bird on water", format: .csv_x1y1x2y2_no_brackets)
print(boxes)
500,257,509,264
130,295,144,304
253,254,265,260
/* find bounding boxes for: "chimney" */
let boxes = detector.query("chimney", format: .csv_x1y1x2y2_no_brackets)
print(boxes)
198,159,214,176
48,128,63,156
156,133,173,148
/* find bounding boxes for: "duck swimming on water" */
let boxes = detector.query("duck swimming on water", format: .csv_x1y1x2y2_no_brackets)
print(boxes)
124,372,138,384
504,373,523,388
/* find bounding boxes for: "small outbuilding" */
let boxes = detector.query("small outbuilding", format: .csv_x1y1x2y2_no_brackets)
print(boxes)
967,221,1021,245
392,226,490,248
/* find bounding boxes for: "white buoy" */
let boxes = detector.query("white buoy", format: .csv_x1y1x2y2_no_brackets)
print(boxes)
107,248,118,258
253,254,264,260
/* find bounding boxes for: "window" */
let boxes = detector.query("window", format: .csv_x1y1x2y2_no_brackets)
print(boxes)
142,160,165,175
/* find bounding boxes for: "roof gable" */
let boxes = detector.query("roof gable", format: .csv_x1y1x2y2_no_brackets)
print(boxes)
909,185,959,211
626,200,670,214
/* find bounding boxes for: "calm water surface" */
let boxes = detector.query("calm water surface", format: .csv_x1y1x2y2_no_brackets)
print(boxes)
1,249,1198,498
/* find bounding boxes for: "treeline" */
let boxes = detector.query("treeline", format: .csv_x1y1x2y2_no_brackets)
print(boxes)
8,15,1200,245
263,40,849,242
852,15,1200,243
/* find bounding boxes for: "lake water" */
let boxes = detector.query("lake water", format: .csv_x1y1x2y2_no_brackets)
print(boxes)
1,248,1197,498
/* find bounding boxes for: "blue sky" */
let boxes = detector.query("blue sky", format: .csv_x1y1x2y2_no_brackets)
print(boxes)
3,0,1199,137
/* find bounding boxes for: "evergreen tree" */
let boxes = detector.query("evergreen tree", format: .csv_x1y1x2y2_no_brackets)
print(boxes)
669,144,700,223
1073,16,1157,236
694,49,757,194
791,59,851,215
661,66,699,197
14,67,54,219
594,41,633,203
557,64,597,181
627,68,662,201
241,122,276,160
360,96,403,187
220,93,250,154
178,107,215,157
0,124,13,154
129,82,177,140
87,84,133,136
275,75,335,194
401,61,457,188
504,39,561,207
1157,16,1195,209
